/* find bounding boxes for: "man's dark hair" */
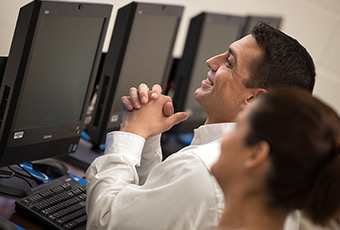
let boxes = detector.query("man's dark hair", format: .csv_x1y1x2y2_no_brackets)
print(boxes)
245,22,315,92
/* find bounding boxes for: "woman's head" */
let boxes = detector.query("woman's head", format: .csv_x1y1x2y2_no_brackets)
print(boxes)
212,87,340,226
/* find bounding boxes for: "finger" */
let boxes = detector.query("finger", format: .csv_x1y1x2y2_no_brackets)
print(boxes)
138,83,150,104
162,101,174,117
121,96,134,111
168,112,188,126
150,84,162,99
129,87,141,109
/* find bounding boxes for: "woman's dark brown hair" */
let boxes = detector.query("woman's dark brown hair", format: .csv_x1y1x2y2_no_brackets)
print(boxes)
245,87,340,226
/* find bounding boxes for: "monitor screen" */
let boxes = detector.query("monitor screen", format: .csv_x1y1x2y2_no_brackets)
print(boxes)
86,2,183,146
172,13,246,133
0,0,112,166
15,16,103,130
109,14,179,116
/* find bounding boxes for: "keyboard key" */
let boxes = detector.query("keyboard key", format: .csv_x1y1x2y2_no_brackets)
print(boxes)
63,214,87,230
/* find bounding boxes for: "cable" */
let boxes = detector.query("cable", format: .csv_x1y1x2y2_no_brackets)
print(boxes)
8,165,33,179
7,165,33,188
0,169,15,179
16,164,44,185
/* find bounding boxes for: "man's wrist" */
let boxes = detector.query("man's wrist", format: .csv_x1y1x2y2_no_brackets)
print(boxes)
120,126,148,139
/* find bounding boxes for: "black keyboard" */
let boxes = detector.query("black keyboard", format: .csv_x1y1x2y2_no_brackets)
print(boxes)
15,175,87,230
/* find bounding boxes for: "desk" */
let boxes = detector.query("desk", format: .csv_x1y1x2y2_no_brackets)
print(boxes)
0,157,86,229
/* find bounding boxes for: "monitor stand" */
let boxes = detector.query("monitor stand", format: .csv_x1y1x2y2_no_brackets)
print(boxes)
60,138,104,170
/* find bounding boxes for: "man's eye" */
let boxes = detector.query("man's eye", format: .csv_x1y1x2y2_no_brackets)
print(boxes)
226,57,232,67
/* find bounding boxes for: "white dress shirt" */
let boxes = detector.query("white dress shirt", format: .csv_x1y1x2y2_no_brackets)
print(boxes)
86,123,300,230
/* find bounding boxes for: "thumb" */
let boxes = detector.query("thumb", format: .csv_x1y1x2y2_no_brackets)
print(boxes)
163,102,174,117
167,112,188,126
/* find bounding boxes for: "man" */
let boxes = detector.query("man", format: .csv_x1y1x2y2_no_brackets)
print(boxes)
86,22,315,229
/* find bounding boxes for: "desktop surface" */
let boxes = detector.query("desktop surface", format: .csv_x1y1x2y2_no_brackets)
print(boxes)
0,216,18,230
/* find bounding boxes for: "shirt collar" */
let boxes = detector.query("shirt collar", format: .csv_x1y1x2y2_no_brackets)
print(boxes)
191,122,236,145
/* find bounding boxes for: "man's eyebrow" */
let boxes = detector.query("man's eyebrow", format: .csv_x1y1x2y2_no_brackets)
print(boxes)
228,47,237,66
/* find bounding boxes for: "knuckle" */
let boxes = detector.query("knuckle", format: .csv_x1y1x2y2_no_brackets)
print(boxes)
129,87,137,93
155,85,162,92
121,96,129,102
139,83,148,89
165,95,172,102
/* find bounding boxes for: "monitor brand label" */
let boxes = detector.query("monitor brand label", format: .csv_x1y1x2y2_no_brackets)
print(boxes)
110,114,119,122
14,131,24,139
43,134,52,139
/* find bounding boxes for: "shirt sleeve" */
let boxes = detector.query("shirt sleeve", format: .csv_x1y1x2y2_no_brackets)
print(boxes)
85,134,218,230
136,134,162,185
86,131,145,228
284,210,301,230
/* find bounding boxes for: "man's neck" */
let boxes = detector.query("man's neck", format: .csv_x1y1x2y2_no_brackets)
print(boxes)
204,117,236,125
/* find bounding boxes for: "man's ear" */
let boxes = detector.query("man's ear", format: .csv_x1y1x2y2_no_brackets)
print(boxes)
254,88,267,98
244,141,270,171
241,88,267,110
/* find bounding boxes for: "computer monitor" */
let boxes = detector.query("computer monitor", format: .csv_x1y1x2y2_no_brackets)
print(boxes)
171,13,246,134
241,15,282,36
0,57,7,84
0,0,112,167
86,2,184,147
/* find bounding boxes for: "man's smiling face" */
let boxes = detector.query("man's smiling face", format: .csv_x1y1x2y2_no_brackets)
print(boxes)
194,34,264,124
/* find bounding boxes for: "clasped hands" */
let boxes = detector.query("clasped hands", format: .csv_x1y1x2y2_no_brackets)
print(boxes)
120,83,188,139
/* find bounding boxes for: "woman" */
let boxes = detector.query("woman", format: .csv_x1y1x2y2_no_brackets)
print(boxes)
211,87,340,230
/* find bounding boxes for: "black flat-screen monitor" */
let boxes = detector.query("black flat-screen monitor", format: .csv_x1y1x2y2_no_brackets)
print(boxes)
0,57,7,84
171,13,246,134
0,0,112,167
86,2,184,146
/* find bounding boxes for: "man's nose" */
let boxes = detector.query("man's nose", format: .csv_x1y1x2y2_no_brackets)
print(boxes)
206,54,223,72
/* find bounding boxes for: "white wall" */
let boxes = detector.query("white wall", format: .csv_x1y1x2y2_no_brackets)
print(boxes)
1,0,339,113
